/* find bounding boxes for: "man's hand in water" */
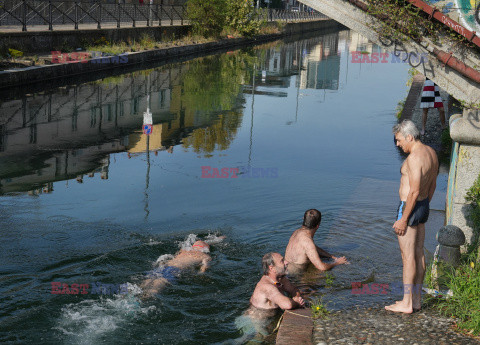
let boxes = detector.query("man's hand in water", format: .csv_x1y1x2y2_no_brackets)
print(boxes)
334,256,350,265
293,292,305,308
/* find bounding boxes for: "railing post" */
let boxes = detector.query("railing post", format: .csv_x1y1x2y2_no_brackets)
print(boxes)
146,3,149,26
74,1,78,29
48,0,53,30
22,0,27,31
117,2,120,28
180,5,183,25
170,5,173,26
157,4,160,26
97,2,101,29
133,3,136,27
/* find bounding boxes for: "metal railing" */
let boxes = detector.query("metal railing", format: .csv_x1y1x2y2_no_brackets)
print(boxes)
258,9,329,22
0,0,328,32
0,0,185,31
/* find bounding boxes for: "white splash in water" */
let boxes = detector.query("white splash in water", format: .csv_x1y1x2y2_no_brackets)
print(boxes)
55,283,156,345
204,233,226,245
178,234,198,251
154,254,174,266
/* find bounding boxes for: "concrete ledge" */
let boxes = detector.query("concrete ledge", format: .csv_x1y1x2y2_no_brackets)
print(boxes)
450,109,480,145
0,19,342,89
276,309,313,345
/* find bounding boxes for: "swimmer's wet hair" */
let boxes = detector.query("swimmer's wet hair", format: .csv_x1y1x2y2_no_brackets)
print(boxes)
262,253,275,275
392,119,420,140
303,209,321,229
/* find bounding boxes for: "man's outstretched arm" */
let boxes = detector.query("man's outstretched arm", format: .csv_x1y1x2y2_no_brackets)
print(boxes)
316,246,334,258
305,240,348,271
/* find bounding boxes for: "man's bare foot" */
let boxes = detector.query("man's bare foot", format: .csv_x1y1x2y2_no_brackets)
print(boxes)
385,302,413,314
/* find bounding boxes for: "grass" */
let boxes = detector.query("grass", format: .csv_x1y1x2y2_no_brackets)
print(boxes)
324,272,334,287
310,296,329,319
424,174,480,335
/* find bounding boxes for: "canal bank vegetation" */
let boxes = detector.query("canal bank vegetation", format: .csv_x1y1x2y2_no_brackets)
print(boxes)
425,174,480,336
366,0,478,49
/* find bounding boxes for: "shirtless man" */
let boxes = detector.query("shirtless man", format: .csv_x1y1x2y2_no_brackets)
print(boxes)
141,240,211,297
249,252,305,312
285,209,348,274
386,120,438,314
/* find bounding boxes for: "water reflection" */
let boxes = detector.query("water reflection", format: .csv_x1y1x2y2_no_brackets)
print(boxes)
0,30,367,196
0,29,426,345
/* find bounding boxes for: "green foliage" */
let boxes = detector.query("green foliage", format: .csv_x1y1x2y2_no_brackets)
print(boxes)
8,48,23,58
186,0,227,37
310,297,329,319
366,0,475,48
435,258,480,335
324,272,334,287
225,0,261,37
466,173,480,232
395,98,405,119
406,67,419,87
186,0,260,38
440,127,452,154
180,51,257,154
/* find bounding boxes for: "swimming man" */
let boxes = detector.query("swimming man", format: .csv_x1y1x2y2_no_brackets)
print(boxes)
386,120,438,314
285,209,348,274
141,240,211,297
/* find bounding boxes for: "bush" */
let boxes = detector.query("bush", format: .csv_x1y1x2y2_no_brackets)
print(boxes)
186,0,260,38
186,0,227,37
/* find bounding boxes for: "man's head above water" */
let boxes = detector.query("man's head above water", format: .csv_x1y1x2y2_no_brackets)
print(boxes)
262,252,287,277
303,209,321,230
192,240,210,253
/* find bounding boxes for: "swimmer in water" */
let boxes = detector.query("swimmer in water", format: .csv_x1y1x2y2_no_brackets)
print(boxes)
140,240,212,297
285,209,349,275
249,252,305,313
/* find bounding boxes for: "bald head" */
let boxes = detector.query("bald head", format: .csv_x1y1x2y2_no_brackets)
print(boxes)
192,240,210,253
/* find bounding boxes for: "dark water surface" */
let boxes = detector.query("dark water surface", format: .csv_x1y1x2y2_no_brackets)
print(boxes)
0,29,448,344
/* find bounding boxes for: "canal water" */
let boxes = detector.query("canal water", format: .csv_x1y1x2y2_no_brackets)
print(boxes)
0,29,448,344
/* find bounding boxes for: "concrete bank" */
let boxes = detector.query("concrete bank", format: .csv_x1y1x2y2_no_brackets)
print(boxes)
0,19,343,89
0,25,189,53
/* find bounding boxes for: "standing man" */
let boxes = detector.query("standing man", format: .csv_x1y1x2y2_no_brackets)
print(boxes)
285,209,349,274
386,120,438,314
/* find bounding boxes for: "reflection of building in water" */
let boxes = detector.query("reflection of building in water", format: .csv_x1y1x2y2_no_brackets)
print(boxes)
297,33,341,90
0,54,249,193
0,64,199,194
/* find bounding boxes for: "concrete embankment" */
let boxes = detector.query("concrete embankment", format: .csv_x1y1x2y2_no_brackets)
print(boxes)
0,20,343,89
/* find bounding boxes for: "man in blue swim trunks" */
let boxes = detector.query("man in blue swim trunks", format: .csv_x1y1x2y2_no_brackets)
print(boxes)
141,240,212,297
386,120,439,314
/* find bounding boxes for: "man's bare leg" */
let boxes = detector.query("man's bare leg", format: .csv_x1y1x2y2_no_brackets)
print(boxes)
438,107,446,128
385,225,417,313
421,109,428,135
413,223,426,310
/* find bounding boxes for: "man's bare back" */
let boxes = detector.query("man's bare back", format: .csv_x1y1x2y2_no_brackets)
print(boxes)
141,240,211,297
285,209,348,273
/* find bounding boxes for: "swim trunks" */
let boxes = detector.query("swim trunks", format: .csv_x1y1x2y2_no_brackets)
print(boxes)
396,198,430,226
146,266,180,283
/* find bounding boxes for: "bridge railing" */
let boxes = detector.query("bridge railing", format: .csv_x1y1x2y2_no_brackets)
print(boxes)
0,0,328,32
258,9,328,22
